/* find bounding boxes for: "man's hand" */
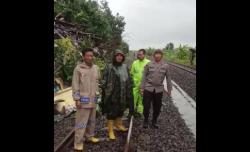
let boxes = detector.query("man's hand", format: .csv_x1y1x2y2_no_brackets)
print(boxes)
128,109,134,119
168,91,171,97
75,100,81,109
140,89,144,95
127,113,133,119
165,90,171,97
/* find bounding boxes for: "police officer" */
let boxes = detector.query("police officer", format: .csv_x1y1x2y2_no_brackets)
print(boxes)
140,49,172,129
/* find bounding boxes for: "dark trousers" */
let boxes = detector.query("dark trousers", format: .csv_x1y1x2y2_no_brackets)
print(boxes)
107,110,124,120
143,89,163,123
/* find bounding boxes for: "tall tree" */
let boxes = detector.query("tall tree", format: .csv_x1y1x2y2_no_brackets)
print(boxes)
119,40,129,54
165,42,174,50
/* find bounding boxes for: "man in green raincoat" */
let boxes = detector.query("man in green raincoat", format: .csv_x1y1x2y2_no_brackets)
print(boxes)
100,50,134,140
130,49,150,117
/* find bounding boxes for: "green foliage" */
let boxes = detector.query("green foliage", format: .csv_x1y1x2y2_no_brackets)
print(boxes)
118,40,129,54
93,57,106,74
54,0,128,63
78,38,92,49
54,37,81,83
176,47,189,60
163,45,196,68
54,0,126,47
146,47,155,57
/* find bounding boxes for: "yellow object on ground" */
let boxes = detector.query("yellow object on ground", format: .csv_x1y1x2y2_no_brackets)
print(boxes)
114,117,128,132
54,87,75,115
107,120,116,140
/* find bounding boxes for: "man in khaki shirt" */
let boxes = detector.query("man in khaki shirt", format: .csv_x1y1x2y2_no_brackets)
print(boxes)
72,48,101,151
140,49,172,129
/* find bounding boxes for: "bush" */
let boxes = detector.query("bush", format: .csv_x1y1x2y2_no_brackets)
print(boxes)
55,37,108,84
93,57,106,74
146,47,155,57
163,45,196,68
54,37,81,83
176,47,189,60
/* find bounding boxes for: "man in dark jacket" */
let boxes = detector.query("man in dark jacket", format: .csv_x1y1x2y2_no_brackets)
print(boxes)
101,50,134,140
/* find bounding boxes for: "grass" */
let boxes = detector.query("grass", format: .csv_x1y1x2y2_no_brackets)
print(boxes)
163,50,196,69
129,50,196,69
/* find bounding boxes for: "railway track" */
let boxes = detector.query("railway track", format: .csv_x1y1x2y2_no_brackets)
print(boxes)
166,61,196,101
54,116,134,152
54,129,75,152
54,53,196,152
54,86,196,152
147,55,196,74
166,61,196,75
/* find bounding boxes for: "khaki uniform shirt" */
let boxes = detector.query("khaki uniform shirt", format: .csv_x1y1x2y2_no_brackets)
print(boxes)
140,60,172,93
72,62,100,108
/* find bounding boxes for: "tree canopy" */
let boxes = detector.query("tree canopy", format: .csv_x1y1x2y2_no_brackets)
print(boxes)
54,0,129,83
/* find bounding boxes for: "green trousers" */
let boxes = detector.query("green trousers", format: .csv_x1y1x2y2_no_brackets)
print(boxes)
132,87,143,114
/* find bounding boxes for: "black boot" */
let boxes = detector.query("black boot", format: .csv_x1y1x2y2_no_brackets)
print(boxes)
143,120,149,129
152,119,159,129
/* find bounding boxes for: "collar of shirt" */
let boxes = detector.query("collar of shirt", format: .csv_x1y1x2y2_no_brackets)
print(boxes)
152,59,163,65
79,61,92,69
139,58,145,62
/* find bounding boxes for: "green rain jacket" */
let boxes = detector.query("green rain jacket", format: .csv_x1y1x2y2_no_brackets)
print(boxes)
100,51,134,116
130,58,150,87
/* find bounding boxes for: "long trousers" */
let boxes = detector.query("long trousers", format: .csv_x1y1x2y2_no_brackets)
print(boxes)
132,87,143,114
74,108,96,150
143,89,163,123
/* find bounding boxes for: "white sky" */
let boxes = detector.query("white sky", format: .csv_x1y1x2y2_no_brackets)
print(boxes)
105,0,196,50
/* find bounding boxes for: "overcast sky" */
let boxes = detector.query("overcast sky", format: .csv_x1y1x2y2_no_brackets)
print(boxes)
105,0,196,50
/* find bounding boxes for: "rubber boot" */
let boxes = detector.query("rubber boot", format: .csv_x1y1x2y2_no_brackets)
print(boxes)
74,144,84,152
86,136,100,143
107,120,116,140
115,117,128,132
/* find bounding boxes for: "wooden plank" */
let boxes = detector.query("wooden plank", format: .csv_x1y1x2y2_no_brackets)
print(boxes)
55,77,65,90
124,116,133,152
54,87,72,97
54,87,76,114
